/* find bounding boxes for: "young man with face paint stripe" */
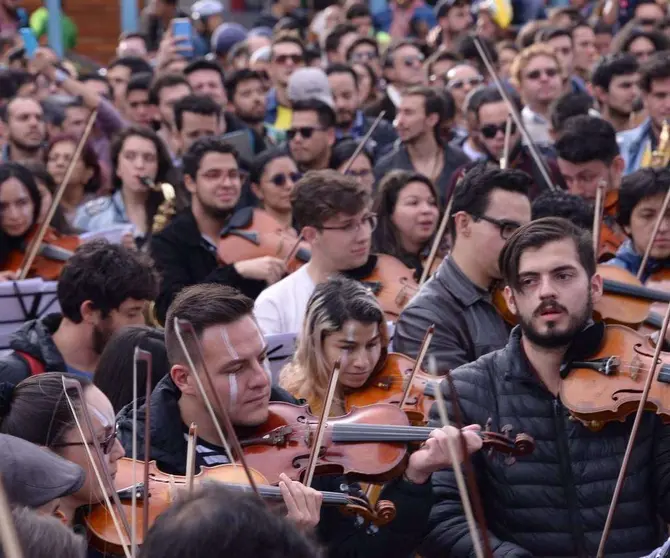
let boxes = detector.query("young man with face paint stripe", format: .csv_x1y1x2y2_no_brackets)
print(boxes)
117,283,481,558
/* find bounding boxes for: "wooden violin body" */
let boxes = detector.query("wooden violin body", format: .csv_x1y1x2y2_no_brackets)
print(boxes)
3,226,79,281
345,353,437,424
362,255,419,321
86,456,390,555
598,190,627,262
560,324,670,431
217,208,310,274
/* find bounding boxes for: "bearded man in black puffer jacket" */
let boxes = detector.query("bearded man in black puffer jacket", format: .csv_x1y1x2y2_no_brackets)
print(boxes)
421,217,670,558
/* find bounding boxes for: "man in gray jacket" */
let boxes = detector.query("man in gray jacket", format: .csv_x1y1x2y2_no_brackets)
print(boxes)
394,165,532,370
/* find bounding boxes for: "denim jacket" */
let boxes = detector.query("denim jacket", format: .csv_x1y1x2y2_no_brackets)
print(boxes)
73,191,129,232
617,118,652,175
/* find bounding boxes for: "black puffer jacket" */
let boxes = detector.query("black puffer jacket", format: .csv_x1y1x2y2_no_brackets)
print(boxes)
0,314,66,385
421,326,670,558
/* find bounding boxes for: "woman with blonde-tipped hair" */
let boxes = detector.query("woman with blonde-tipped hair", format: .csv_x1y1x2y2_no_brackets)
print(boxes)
280,275,390,416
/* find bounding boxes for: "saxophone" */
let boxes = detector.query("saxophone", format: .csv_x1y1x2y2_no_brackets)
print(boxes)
140,177,177,234
650,120,670,168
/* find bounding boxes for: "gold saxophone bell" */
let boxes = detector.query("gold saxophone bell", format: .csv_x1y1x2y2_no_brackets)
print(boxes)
650,120,670,169
141,176,177,234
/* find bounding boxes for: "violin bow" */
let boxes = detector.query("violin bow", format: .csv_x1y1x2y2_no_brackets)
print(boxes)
399,324,435,408
443,366,494,558
283,232,304,266
500,116,513,170
637,183,670,280
0,473,23,558
130,348,153,553
592,179,606,259
596,300,670,557
420,195,454,286
304,358,342,488
186,423,197,494
60,376,133,558
429,357,487,558
18,109,98,280
342,111,386,173
472,37,556,193
174,319,261,499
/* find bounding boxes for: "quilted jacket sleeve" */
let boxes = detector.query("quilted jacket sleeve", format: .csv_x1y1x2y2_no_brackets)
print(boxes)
419,366,533,558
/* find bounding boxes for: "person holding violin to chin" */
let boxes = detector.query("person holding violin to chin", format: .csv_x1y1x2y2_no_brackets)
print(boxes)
151,137,289,325
394,164,531,370
422,217,670,558
0,373,126,533
116,283,483,558
0,161,80,282
606,168,670,281
371,170,440,281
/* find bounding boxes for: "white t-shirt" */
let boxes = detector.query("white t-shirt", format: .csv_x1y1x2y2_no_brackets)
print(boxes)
254,265,316,335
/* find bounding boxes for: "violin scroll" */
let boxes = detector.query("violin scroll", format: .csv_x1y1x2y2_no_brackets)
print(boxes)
479,431,536,459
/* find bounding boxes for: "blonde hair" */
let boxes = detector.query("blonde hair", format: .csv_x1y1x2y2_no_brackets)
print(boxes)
509,43,563,89
279,276,389,415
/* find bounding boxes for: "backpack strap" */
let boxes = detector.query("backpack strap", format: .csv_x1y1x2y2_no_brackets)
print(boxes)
13,351,46,376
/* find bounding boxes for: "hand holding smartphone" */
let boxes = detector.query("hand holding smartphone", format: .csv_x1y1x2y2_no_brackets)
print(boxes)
171,18,193,59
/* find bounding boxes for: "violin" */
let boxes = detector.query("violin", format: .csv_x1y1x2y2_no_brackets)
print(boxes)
3,225,79,281
86,457,391,555
560,324,670,431
597,190,627,262
362,255,419,321
217,208,310,274
345,353,437,425
240,402,535,486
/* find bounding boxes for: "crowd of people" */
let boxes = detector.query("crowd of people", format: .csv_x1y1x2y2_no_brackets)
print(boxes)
1,0,670,555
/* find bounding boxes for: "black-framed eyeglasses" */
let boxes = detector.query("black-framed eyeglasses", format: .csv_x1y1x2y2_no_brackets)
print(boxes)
351,51,378,62
480,121,517,139
52,427,118,455
474,214,522,240
273,54,304,65
320,213,378,234
268,172,302,187
286,127,326,140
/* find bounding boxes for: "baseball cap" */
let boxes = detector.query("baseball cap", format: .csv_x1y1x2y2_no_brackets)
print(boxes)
211,22,248,56
0,433,85,508
191,0,223,19
435,0,470,19
288,68,334,109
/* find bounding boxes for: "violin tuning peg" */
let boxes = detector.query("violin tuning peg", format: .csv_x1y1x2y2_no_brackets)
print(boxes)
366,524,380,536
354,515,365,528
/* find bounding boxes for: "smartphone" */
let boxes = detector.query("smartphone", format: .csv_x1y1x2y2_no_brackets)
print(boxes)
19,28,38,59
171,18,193,58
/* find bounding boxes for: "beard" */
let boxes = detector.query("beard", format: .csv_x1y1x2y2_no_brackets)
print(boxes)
11,134,41,153
237,106,265,125
518,293,593,349
92,322,114,355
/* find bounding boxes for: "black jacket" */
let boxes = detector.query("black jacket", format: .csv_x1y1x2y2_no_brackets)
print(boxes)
150,209,266,323
421,326,670,558
0,314,65,386
117,375,434,558
394,257,509,370
373,143,470,206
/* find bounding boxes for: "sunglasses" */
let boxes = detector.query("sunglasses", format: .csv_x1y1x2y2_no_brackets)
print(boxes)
351,51,377,62
637,18,660,26
269,172,302,186
447,75,484,90
273,54,303,65
53,427,118,455
401,54,425,67
480,121,517,139
287,127,325,140
524,67,559,80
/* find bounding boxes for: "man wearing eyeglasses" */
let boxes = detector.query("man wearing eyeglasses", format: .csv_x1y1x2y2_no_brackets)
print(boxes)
511,44,564,148
394,165,532,370
265,34,305,131
254,170,376,335
448,86,565,200
151,137,287,324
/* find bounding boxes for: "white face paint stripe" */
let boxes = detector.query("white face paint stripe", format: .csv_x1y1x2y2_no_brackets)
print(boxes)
252,318,272,381
90,406,112,428
221,326,239,407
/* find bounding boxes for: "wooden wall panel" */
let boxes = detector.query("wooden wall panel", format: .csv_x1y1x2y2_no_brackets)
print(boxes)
22,0,131,65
